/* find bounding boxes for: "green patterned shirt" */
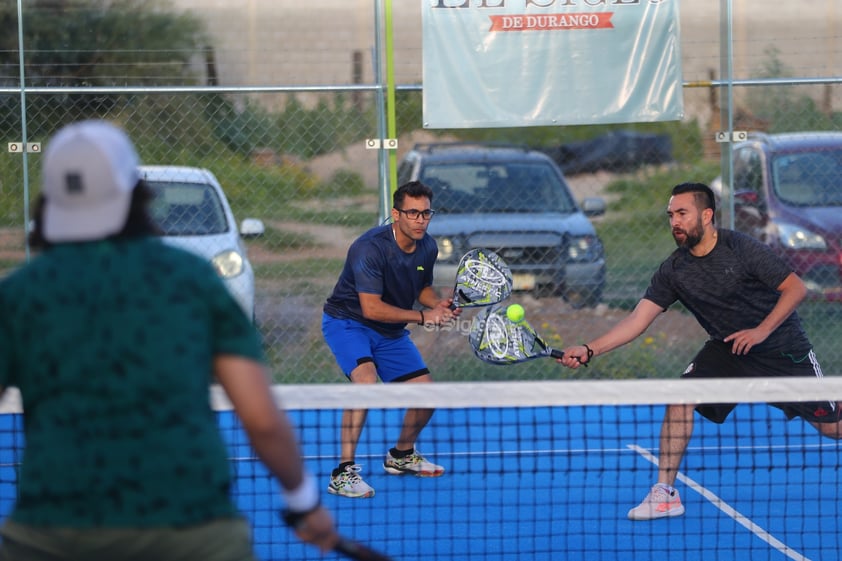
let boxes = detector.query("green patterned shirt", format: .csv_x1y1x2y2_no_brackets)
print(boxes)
0,238,264,527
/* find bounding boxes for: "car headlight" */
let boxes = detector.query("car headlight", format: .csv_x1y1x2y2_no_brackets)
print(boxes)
437,237,457,261
567,235,604,262
212,250,245,278
776,223,827,250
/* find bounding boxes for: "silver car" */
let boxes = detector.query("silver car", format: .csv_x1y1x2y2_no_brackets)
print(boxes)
141,165,264,318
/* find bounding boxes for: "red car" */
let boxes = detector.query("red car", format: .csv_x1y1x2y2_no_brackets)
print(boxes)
714,132,842,300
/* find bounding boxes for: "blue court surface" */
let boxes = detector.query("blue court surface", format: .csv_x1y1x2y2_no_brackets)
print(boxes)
223,403,841,561
0,402,838,561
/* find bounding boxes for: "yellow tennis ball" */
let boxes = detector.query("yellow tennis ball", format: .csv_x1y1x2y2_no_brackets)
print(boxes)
506,304,525,323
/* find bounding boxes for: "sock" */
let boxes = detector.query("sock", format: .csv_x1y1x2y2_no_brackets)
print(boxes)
389,447,413,458
332,461,354,478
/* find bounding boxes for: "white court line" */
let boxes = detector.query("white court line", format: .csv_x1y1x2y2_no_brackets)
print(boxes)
628,444,812,561
234,443,821,560
233,440,837,463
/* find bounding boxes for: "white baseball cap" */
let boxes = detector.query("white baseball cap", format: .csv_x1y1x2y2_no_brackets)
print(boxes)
42,120,141,243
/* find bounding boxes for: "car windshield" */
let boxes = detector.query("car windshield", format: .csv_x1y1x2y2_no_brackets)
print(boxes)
771,149,842,207
420,162,577,214
148,181,229,235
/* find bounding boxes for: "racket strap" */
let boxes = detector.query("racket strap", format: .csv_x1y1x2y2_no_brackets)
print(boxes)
582,343,594,364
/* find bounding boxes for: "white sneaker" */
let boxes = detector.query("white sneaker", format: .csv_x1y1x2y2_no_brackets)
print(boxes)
327,464,375,498
627,484,685,520
383,448,445,477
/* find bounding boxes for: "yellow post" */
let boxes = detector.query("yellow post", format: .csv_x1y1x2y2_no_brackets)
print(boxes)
384,0,398,199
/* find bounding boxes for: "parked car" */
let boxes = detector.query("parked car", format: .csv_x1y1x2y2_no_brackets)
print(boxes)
542,130,673,175
712,131,842,300
141,166,265,318
397,142,606,307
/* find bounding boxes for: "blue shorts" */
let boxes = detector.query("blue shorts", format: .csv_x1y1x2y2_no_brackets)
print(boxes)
322,313,429,383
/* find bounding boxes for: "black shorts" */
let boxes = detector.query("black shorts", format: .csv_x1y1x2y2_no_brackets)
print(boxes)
681,339,841,424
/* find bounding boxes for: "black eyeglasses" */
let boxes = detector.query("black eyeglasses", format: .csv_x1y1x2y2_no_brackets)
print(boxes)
395,208,436,220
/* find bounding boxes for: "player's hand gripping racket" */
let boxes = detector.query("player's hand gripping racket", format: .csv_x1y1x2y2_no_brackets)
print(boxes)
468,303,569,365
450,248,513,309
281,510,394,560
334,536,394,561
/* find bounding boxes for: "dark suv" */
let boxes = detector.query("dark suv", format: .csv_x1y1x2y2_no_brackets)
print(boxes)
713,132,842,300
397,142,606,307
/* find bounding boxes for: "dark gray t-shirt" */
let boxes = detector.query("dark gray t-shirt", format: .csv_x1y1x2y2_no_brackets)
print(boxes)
644,229,810,354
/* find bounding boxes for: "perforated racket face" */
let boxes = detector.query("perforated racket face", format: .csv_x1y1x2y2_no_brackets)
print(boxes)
453,249,513,307
482,311,512,361
470,305,547,364
462,256,509,287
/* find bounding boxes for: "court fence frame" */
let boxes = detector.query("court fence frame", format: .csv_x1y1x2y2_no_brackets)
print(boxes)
2,0,841,381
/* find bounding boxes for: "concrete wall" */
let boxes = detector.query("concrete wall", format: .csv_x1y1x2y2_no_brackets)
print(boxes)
174,0,841,122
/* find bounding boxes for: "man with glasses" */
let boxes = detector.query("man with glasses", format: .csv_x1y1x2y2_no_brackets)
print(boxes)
322,181,460,498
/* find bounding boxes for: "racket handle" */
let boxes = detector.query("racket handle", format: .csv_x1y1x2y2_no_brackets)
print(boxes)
334,537,394,561
553,348,589,367
281,509,392,560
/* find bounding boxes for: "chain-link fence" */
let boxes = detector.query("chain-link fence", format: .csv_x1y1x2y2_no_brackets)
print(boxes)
1,1,841,382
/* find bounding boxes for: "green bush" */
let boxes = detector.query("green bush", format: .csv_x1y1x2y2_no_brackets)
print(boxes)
323,170,367,197
747,46,841,133
277,94,373,159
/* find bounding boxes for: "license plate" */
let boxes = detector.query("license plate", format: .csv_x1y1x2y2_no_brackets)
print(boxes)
512,273,536,291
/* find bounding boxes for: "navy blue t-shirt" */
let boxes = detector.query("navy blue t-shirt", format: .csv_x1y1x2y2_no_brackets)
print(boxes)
324,224,438,336
644,229,810,354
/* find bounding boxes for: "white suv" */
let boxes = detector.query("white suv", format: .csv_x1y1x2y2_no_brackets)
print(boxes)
141,166,264,318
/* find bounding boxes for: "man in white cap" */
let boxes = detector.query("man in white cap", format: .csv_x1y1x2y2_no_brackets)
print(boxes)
0,120,339,560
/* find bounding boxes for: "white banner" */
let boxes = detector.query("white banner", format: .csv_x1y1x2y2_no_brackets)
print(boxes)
422,0,684,128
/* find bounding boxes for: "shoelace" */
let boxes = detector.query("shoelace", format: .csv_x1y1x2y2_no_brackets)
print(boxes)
389,451,421,466
338,464,364,483
649,486,673,502
404,453,423,465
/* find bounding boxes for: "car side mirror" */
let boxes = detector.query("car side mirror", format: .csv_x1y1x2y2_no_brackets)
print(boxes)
240,218,265,238
734,191,759,205
580,197,606,217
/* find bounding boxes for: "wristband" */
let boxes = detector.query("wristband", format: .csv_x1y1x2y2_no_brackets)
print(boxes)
282,472,319,514
418,310,425,325
582,343,594,364
281,503,321,529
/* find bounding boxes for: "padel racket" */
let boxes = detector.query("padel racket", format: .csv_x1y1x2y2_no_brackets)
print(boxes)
450,248,513,309
334,536,395,561
281,510,394,560
468,303,566,365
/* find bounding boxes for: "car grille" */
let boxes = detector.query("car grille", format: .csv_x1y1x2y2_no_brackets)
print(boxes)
492,245,563,265
463,232,566,267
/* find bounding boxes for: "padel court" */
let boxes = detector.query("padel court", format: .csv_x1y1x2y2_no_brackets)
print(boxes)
0,392,837,560
221,400,840,561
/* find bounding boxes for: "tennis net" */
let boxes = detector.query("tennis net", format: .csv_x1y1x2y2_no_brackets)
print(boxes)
2,377,841,561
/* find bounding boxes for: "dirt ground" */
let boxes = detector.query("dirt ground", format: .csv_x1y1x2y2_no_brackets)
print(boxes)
262,144,704,366
252,214,704,371
0,146,702,368
409,291,705,370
